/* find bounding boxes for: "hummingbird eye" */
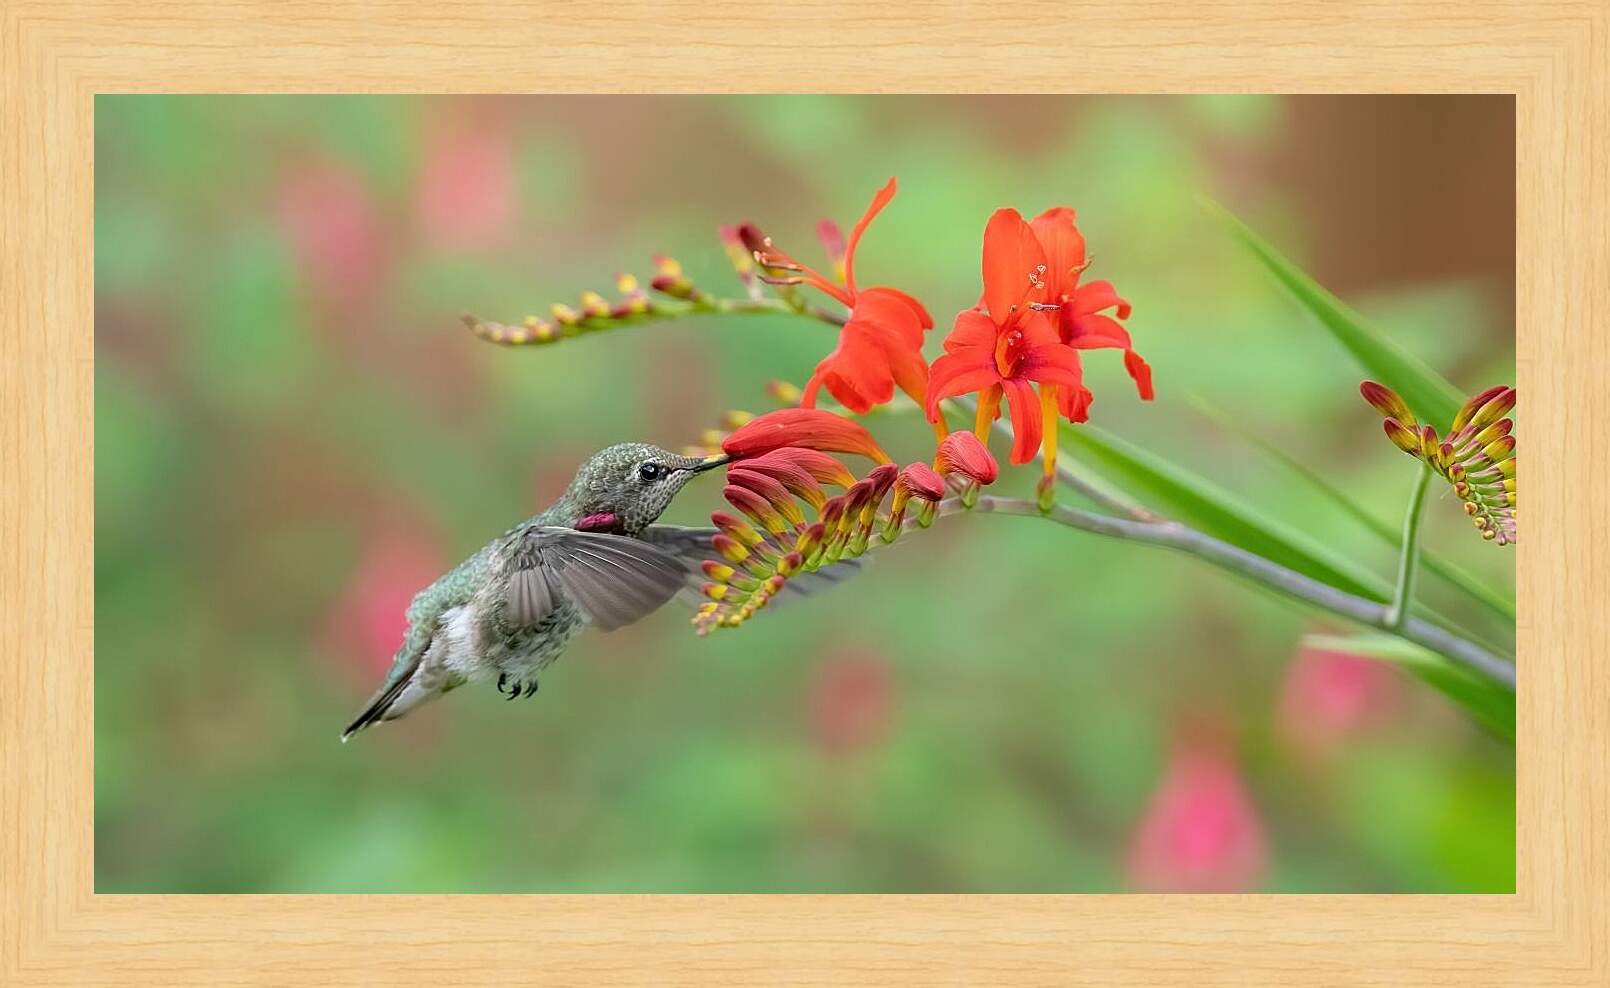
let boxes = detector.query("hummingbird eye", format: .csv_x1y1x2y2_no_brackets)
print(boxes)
638,462,665,482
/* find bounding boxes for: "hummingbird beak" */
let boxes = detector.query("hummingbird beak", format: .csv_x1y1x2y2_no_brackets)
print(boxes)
690,453,730,474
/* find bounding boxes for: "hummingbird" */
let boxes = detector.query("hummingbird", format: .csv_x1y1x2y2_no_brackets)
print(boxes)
340,442,731,741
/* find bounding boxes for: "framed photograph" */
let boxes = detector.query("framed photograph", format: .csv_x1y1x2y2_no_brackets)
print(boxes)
4,2,1605,984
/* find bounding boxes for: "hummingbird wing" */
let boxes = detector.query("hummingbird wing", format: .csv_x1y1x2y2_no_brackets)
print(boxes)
641,524,867,606
508,527,689,631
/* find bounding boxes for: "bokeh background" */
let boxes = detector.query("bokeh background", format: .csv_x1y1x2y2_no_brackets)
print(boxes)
95,95,1516,893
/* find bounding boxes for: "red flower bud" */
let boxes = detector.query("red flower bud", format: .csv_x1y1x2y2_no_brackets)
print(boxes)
1449,385,1512,434
733,448,847,510
723,485,788,535
1359,381,1415,424
896,461,945,502
934,431,998,485
721,408,892,464
727,467,806,528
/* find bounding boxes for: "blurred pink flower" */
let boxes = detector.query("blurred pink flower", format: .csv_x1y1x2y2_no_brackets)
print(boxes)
1279,645,1400,752
809,650,895,756
277,159,387,307
323,531,446,681
1126,734,1268,892
418,122,516,249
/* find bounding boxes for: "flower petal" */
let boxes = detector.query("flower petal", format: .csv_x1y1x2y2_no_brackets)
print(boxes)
981,208,1048,326
859,286,934,342
1070,278,1131,318
1029,206,1086,301
1058,383,1095,422
1000,377,1043,465
722,408,891,463
942,307,998,354
1067,312,1134,350
925,351,1001,418
843,177,897,297
803,331,896,414
1124,349,1155,400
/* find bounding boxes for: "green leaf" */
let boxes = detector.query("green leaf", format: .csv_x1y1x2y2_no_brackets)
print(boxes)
1205,198,1466,428
1058,422,1390,602
1189,396,1516,624
1303,633,1515,742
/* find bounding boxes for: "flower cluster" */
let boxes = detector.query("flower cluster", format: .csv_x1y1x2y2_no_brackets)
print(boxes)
693,409,996,633
926,207,1153,471
467,178,1153,491
729,182,1152,472
1360,381,1517,545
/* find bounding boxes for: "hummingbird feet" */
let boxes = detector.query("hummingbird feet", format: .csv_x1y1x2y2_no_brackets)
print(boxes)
495,673,540,700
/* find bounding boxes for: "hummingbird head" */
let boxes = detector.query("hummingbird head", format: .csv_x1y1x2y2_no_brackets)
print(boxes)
565,442,728,534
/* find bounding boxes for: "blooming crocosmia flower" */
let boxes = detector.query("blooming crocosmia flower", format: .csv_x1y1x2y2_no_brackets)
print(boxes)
749,179,936,418
1126,736,1268,892
926,209,1085,465
1030,207,1153,407
934,430,998,486
722,408,892,464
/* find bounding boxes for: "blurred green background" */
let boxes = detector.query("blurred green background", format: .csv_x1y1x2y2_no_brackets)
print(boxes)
95,95,1515,893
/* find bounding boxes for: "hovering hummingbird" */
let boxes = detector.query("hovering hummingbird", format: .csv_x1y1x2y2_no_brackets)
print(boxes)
340,442,731,741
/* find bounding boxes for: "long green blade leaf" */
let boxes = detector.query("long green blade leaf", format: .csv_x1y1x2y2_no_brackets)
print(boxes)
1303,633,1515,742
1058,422,1390,602
1205,198,1466,428
1190,397,1516,624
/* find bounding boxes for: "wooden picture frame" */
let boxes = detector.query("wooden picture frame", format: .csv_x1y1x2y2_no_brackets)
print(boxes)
2,2,1604,983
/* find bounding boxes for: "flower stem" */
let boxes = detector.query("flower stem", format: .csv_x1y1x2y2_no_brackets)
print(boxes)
924,494,1515,691
1385,462,1433,630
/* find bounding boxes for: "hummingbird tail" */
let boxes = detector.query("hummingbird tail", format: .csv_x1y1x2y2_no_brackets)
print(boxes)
339,675,412,742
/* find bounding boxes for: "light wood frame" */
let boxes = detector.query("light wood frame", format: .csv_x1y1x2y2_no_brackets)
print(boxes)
2,2,1605,984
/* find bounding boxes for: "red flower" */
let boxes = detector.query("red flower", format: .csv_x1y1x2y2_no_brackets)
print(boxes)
1029,207,1153,406
721,407,892,464
925,209,1085,465
751,179,936,417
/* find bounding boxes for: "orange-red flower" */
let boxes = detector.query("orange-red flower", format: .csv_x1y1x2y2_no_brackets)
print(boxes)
1029,207,1153,408
925,208,1085,465
721,407,892,464
748,179,935,417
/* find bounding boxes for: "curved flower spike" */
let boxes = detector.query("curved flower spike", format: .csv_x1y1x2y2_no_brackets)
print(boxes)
1361,381,1517,546
722,408,892,464
697,459,935,634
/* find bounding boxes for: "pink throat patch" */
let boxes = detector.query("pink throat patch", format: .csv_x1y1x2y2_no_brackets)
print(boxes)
575,512,621,533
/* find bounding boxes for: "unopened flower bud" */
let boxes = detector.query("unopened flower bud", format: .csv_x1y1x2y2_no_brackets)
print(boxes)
578,291,610,320
1359,381,1415,425
766,379,803,405
1449,385,1513,434
935,431,999,485
1380,418,1422,457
